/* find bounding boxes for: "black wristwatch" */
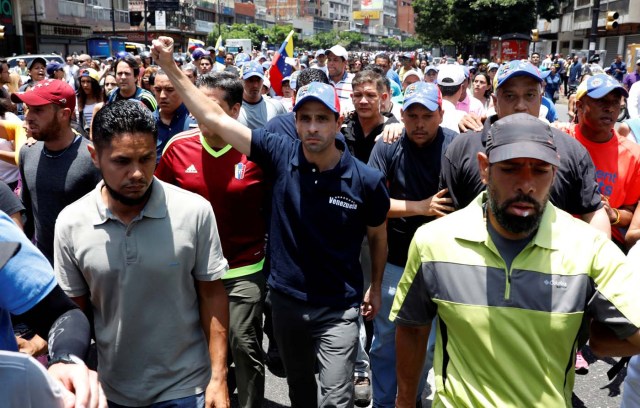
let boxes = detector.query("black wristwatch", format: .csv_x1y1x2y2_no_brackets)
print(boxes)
47,353,84,368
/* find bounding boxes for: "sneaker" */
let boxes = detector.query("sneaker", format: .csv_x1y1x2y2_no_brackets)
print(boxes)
354,376,372,407
575,350,589,375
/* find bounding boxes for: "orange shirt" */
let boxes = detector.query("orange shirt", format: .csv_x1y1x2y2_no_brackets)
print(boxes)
1,120,26,165
571,124,640,242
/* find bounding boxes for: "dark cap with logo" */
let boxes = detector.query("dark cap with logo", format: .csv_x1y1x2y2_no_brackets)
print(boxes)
486,113,560,167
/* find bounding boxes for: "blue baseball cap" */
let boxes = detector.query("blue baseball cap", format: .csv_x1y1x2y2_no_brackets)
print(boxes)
191,48,210,60
46,62,64,77
576,73,629,100
402,82,442,112
234,53,251,67
494,60,542,90
242,61,265,80
289,70,301,90
294,82,339,114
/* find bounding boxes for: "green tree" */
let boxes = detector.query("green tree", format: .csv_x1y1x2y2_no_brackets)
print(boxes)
207,23,267,48
413,0,559,51
337,31,365,50
303,31,339,50
380,37,401,50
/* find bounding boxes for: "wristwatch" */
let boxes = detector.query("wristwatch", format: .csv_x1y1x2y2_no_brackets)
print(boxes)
47,353,85,368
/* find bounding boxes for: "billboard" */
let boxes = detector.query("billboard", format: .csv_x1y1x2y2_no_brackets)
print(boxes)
361,0,383,11
353,10,381,19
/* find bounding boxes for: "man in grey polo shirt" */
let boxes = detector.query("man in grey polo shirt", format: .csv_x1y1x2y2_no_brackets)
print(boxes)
53,100,230,408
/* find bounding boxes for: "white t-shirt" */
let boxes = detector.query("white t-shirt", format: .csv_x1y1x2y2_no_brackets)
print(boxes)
441,99,465,134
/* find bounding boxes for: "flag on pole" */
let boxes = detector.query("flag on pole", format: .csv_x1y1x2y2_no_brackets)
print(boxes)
215,35,223,51
268,30,295,96
188,38,204,51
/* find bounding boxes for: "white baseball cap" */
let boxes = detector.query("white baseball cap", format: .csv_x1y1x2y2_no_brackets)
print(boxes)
326,45,348,60
437,64,465,86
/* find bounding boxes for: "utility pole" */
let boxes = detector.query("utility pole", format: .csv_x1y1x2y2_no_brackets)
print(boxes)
32,0,39,53
144,0,149,50
111,0,116,36
588,0,600,61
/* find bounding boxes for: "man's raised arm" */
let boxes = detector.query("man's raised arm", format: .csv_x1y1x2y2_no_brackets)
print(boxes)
151,37,252,156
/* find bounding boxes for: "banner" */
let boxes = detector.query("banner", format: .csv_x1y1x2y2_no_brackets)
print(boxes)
155,11,166,30
361,0,383,11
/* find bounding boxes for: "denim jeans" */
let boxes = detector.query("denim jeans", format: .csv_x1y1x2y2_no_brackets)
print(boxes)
370,262,429,408
108,392,204,408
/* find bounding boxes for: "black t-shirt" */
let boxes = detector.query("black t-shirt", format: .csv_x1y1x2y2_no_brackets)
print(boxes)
486,204,534,272
439,116,602,215
369,127,457,266
342,111,399,162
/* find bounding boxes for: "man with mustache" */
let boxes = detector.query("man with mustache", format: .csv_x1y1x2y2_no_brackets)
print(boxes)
393,113,640,407
569,74,640,250
54,100,231,407
12,79,101,265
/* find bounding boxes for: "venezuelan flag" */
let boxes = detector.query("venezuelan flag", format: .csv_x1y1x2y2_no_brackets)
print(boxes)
268,30,295,96
188,38,204,51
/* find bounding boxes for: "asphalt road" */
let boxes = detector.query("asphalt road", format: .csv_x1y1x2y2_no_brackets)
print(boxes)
238,98,628,408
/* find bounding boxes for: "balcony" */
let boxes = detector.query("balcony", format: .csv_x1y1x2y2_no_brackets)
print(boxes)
59,1,87,18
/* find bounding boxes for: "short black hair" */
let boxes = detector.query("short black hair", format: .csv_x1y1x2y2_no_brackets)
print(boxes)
115,54,140,77
296,68,330,91
196,71,243,108
92,100,156,152
374,53,391,64
438,84,462,97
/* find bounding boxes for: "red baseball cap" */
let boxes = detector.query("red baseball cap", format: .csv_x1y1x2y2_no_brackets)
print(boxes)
11,79,76,111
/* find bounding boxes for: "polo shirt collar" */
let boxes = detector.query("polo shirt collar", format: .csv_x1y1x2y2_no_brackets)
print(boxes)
332,70,349,85
454,192,560,251
92,178,167,225
480,114,499,147
290,137,353,178
153,103,189,124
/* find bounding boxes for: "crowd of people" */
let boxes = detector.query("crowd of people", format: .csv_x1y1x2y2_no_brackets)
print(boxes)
0,34,640,408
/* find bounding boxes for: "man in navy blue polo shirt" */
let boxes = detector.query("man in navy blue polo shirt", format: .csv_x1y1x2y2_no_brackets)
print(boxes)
152,36,390,408
152,69,195,161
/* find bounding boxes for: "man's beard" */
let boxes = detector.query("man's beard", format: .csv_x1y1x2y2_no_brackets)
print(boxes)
488,185,548,235
103,178,154,207
31,118,61,143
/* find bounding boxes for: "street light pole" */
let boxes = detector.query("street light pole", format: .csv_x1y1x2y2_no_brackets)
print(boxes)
32,0,39,53
588,0,600,61
111,0,116,36
144,0,149,50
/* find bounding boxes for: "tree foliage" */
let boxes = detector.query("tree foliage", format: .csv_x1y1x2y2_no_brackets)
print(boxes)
206,24,299,50
413,0,559,51
302,30,364,50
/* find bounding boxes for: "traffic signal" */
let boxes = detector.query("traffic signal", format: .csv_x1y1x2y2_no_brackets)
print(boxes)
531,29,539,42
0,26,5,40
606,11,619,30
